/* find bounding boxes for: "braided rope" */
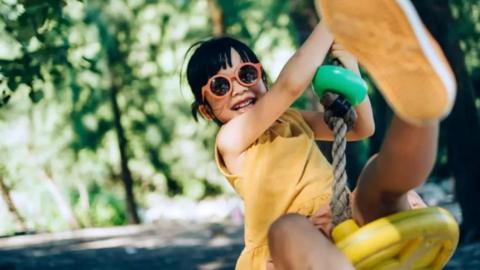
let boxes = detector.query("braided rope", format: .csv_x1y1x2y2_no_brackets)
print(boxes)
329,117,352,226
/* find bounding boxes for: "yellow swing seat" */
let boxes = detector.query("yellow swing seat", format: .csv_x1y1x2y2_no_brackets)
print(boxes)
332,207,459,270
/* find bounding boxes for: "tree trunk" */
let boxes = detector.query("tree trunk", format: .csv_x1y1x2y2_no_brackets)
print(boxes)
26,108,79,230
414,0,480,243
289,0,324,113
42,166,80,230
75,173,91,227
94,11,141,225
368,88,392,155
110,83,140,224
207,0,224,36
289,0,319,48
0,170,28,232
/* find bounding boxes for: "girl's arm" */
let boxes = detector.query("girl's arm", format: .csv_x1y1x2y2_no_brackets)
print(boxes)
301,98,375,141
301,42,375,141
217,22,334,155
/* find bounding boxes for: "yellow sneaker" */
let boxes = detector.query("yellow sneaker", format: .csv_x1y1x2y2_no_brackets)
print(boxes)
317,0,456,124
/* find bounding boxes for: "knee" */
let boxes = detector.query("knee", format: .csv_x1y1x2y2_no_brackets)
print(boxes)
268,214,307,244
268,214,354,270
268,214,309,263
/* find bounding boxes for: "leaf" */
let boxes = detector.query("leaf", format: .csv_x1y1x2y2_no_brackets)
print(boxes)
29,90,44,103
7,78,18,92
2,94,11,105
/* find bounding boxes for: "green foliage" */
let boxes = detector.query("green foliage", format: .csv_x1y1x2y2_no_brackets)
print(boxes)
0,0,72,106
2,0,279,232
84,182,127,226
450,0,480,102
0,0,478,234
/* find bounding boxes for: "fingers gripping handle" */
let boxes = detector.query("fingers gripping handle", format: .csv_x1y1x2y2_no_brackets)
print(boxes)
312,65,368,130
321,92,358,130
313,65,368,106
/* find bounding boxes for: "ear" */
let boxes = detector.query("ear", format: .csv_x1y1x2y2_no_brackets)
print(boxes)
198,104,215,121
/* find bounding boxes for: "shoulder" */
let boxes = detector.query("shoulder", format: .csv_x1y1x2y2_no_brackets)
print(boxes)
216,108,308,154
215,125,234,156
215,122,253,159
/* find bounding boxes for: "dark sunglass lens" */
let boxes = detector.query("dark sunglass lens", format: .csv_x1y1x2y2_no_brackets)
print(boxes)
210,77,230,96
239,65,259,84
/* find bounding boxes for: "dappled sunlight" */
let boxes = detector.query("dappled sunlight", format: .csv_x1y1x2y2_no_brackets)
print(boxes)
0,225,158,249
207,235,235,248
0,222,243,269
0,0,478,269
198,259,229,270
67,236,167,251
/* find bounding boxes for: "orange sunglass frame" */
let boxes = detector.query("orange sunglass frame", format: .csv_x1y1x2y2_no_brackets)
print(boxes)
201,62,262,101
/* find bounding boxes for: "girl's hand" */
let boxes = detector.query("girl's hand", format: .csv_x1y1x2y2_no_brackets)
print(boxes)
331,42,361,76
309,204,333,238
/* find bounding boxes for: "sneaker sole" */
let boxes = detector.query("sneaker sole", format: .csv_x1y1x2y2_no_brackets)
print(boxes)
318,0,456,124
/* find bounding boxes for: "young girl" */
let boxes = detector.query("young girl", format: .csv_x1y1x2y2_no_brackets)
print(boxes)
184,0,455,269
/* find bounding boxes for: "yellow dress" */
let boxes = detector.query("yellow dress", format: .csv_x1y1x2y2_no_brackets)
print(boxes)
215,108,334,270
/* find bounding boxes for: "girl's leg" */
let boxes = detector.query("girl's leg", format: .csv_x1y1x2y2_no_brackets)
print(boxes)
316,0,453,225
353,116,438,224
268,213,354,270
316,0,456,124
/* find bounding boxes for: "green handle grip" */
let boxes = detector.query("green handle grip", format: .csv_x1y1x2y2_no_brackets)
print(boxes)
312,65,368,106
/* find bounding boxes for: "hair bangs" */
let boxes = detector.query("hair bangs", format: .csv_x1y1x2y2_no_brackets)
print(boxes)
185,36,262,122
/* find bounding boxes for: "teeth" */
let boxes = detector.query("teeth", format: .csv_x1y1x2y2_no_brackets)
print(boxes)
234,99,254,110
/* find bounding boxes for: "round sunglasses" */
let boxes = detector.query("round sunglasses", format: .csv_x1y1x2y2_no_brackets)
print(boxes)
201,62,262,100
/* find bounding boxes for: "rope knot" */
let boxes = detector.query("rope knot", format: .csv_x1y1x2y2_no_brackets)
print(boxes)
321,92,357,131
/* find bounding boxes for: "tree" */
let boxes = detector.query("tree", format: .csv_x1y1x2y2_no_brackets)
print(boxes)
414,0,480,243
0,166,27,233
207,0,225,36
0,0,72,107
94,8,140,224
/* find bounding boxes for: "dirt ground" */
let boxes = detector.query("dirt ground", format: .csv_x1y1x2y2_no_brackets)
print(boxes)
0,222,478,269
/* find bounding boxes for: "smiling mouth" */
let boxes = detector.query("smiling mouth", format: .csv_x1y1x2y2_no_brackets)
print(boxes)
232,97,256,110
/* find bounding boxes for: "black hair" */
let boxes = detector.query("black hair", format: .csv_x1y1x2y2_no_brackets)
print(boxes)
184,36,267,123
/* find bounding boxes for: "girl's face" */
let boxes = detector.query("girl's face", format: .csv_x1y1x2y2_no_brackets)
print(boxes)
201,49,267,123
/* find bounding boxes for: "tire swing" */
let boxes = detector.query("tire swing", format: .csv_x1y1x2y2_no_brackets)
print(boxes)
312,65,459,270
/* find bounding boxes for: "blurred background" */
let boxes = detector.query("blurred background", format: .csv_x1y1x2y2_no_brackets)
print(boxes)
0,0,478,269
